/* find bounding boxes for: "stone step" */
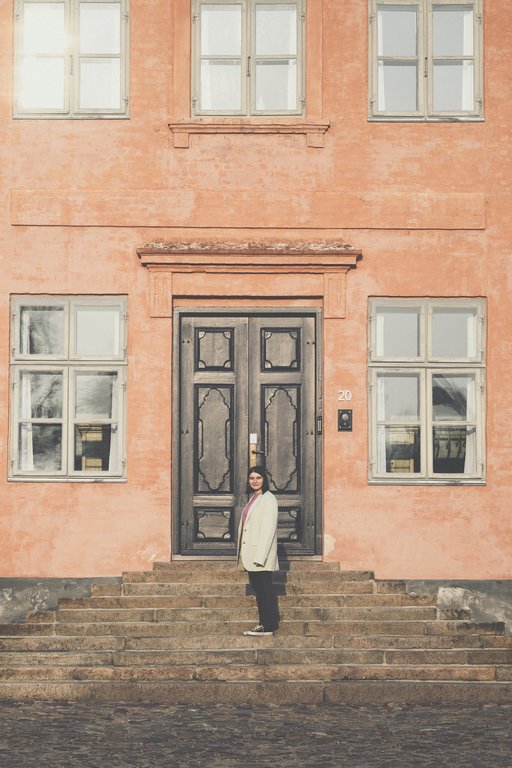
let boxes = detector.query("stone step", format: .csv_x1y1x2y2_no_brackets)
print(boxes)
1,679,511,705
53,605,442,623
116,580,381,596
2,646,510,671
0,636,127,652
0,634,332,652
152,560,341,572
0,652,116,667
26,647,512,666
122,633,512,652
1,632,511,655
0,663,503,683
2,619,503,639
121,570,376,585
58,593,438,610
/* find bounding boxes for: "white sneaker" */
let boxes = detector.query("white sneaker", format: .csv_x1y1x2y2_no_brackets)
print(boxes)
243,625,274,636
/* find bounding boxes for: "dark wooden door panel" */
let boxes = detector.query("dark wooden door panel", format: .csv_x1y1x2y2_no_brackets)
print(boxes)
177,313,320,556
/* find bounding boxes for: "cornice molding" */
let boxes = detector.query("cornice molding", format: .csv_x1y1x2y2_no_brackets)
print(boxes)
137,240,361,269
168,120,330,148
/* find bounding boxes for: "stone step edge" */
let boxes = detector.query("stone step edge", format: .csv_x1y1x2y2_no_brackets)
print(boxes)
0,664,507,684
2,650,511,666
0,680,510,705
0,620,506,638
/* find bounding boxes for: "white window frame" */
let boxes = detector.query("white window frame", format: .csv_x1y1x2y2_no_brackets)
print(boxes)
192,0,306,116
368,298,486,484
9,296,127,480
368,0,484,120
13,0,130,119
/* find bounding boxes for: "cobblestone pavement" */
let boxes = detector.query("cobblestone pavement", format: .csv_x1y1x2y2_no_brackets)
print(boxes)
0,701,510,768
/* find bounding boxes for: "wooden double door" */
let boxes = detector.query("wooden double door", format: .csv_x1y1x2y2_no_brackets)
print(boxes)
174,311,322,557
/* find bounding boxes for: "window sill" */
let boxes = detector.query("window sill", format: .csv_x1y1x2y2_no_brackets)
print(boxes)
367,116,485,124
368,478,486,486
8,476,127,483
13,113,130,120
168,119,330,148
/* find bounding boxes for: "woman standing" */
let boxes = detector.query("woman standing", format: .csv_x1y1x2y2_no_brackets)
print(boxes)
237,465,279,636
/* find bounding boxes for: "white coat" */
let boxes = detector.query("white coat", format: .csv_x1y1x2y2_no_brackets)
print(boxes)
237,490,279,572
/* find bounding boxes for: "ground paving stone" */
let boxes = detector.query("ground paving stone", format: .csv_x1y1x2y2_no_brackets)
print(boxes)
0,701,510,768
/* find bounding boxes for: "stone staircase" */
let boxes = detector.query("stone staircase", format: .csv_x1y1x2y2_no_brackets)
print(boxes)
0,561,511,704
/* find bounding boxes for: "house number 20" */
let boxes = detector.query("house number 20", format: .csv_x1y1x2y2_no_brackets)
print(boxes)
337,390,353,402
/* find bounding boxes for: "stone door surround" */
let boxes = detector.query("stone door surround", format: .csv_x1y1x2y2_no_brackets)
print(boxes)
137,240,362,319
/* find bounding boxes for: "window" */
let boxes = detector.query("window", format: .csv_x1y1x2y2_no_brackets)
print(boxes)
13,0,129,118
192,0,305,116
368,298,486,483
368,0,483,119
9,297,127,479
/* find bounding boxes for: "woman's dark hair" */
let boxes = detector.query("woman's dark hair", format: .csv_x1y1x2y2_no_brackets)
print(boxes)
246,465,270,494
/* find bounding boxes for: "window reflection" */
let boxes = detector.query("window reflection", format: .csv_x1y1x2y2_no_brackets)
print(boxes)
74,424,114,471
378,425,420,474
433,426,476,474
20,307,65,355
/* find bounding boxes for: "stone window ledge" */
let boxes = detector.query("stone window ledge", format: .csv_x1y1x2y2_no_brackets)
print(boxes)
168,120,330,148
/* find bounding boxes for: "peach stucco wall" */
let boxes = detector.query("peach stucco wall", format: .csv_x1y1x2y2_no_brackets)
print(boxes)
0,0,511,579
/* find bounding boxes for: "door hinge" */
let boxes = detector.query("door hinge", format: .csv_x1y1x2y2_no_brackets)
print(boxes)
316,416,323,435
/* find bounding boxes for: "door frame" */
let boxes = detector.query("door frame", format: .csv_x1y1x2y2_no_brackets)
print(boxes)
171,306,324,558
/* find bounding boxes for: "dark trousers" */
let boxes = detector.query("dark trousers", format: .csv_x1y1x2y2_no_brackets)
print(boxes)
248,571,279,631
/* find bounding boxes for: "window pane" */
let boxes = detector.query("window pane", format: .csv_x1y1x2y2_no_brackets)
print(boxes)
431,308,477,358
79,58,121,109
432,375,475,421
433,426,476,474
255,4,297,55
20,57,65,110
75,372,116,419
433,61,474,111
433,5,473,56
255,59,297,110
200,5,242,55
75,308,121,356
378,61,418,111
20,306,65,355
377,375,420,421
19,372,63,418
200,60,242,110
74,424,115,471
377,425,420,473
23,3,65,54
18,424,62,471
80,3,121,55
376,308,420,357
377,6,417,57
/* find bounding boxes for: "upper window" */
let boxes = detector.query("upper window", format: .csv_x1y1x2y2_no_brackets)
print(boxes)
368,0,483,119
192,0,305,116
368,298,486,483
13,0,130,118
9,296,127,480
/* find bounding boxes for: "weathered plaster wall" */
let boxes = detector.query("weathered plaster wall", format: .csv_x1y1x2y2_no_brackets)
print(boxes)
0,578,120,624
0,0,511,579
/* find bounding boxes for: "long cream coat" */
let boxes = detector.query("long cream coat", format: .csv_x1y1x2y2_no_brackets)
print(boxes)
237,490,279,572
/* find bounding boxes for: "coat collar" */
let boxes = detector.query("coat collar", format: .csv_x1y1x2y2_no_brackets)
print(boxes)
245,491,265,522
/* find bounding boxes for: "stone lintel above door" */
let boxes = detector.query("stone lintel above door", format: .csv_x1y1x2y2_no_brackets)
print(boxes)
137,240,362,320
